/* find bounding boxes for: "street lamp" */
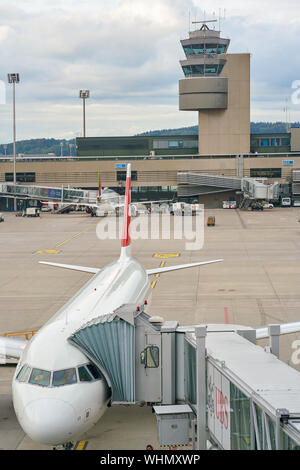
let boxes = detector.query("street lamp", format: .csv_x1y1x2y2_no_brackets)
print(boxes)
79,90,90,137
8,73,20,211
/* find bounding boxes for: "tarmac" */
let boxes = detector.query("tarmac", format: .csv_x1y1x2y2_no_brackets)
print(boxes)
1,207,300,450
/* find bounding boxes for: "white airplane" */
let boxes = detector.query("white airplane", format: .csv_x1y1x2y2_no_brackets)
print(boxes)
0,163,223,448
80,171,174,217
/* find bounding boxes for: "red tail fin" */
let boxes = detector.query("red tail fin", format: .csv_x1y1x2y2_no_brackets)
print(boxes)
98,169,102,199
121,164,131,254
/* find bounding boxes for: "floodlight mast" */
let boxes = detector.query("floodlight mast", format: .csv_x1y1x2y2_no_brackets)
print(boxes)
79,90,90,138
7,73,20,211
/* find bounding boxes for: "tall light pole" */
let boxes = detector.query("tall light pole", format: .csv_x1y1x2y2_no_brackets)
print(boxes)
79,90,90,137
8,73,20,211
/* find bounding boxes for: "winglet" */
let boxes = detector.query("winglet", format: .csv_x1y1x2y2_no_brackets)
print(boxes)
120,164,131,259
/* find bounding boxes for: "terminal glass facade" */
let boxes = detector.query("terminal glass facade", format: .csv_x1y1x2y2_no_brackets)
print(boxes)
5,172,35,183
250,168,282,178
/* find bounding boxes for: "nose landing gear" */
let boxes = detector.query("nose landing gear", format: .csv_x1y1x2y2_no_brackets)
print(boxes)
52,441,74,451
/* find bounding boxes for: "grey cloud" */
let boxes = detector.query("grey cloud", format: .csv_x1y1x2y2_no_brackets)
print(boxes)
0,0,300,142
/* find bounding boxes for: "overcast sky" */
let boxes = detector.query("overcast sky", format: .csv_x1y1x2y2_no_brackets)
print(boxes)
0,0,300,143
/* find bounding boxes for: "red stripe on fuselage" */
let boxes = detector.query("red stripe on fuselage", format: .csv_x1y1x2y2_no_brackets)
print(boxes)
121,176,131,247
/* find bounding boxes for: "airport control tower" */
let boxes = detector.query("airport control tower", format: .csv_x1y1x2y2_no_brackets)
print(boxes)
179,20,250,155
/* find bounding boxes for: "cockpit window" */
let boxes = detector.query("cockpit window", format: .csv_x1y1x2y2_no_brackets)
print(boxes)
16,364,31,383
78,366,93,382
52,368,77,387
86,363,102,380
29,368,51,387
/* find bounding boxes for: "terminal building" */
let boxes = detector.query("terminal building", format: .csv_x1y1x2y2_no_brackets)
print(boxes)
1,21,300,209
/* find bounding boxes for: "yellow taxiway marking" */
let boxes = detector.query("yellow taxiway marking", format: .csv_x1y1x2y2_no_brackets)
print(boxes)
151,261,165,289
55,224,97,248
154,253,179,259
73,440,88,450
34,223,97,254
34,249,60,255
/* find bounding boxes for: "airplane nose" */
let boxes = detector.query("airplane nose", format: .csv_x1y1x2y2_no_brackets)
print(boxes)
22,399,77,446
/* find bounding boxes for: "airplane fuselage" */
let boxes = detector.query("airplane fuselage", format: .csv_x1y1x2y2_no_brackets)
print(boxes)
13,254,149,445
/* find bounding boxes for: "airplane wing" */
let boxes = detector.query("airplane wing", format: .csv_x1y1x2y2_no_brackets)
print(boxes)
146,259,223,275
0,336,27,364
256,322,300,339
39,262,101,274
74,203,99,209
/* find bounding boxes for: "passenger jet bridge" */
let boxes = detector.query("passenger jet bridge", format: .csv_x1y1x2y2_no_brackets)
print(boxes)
67,304,300,450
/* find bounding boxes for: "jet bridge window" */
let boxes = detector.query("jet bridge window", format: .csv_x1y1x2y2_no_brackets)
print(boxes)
16,364,31,383
52,368,77,387
29,368,51,387
140,346,159,368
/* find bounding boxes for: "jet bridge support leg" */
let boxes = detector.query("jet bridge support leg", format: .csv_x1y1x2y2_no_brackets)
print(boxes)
195,326,207,450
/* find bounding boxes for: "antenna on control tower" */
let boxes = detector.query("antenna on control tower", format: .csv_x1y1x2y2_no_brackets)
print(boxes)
218,8,226,32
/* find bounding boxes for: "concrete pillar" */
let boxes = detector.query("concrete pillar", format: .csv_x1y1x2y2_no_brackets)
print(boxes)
268,324,281,359
195,326,207,450
161,321,178,404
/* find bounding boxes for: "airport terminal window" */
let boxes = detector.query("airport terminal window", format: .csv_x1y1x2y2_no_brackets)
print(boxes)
5,172,36,183
281,138,291,146
192,65,204,75
52,368,77,386
205,44,218,53
250,168,281,178
218,45,226,53
183,44,205,55
16,364,31,383
183,45,194,55
153,140,168,150
29,368,51,387
77,138,149,153
183,140,198,149
168,140,179,148
78,366,93,382
205,65,218,74
193,44,205,54
117,170,137,182
183,66,192,76
87,363,102,380
260,139,270,147
183,64,223,76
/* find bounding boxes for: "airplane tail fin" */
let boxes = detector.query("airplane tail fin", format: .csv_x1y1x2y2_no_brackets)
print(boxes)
120,163,132,259
98,168,102,199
